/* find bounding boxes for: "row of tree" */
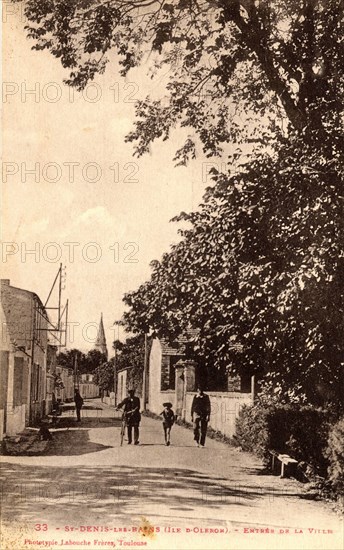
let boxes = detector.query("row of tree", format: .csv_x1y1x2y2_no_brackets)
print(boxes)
57,349,107,375
91,336,147,395
91,336,148,394
57,338,146,395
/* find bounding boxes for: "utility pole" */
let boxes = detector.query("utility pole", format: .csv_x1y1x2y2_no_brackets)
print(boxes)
112,320,121,405
142,332,148,411
57,263,62,330
113,344,117,405
74,353,79,390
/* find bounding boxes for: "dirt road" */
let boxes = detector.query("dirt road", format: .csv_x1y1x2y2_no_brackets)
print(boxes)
1,399,342,549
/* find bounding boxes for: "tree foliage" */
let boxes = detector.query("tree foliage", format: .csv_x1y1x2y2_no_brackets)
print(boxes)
22,0,343,164
85,349,108,372
57,348,107,374
123,135,344,406
22,1,344,407
113,335,151,395
93,361,115,393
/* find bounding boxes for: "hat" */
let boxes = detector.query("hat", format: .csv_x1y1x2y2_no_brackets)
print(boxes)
163,402,173,408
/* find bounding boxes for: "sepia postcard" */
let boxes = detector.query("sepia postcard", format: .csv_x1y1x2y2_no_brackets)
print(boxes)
1,1,343,549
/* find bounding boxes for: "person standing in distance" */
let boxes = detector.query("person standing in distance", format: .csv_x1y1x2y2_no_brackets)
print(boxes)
116,389,141,445
191,387,211,447
74,389,84,422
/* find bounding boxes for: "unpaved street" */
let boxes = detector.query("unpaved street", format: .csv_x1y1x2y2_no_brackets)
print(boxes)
1,399,342,550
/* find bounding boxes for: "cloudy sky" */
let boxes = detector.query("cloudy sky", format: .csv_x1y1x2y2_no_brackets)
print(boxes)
2,6,214,352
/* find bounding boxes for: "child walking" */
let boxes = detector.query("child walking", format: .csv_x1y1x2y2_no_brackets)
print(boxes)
160,402,175,446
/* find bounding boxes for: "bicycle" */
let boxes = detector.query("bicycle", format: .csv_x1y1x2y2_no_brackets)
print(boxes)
117,408,139,446
120,412,127,446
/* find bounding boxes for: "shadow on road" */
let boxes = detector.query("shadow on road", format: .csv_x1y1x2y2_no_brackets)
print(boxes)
1,461,305,527
51,411,122,429
45,430,113,456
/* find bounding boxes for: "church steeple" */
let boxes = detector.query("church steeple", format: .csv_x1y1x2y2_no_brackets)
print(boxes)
95,313,108,359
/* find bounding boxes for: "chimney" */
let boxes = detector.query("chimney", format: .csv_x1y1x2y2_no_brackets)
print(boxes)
1,279,10,285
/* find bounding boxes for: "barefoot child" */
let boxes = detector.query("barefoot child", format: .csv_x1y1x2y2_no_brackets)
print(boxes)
160,402,175,446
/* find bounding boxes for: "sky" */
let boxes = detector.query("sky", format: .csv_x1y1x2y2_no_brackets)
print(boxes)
2,4,215,352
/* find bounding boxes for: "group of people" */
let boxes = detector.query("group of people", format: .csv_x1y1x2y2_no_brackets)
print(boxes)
116,387,211,447
73,386,211,447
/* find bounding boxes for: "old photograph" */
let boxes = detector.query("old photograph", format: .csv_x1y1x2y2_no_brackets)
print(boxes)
1,1,343,549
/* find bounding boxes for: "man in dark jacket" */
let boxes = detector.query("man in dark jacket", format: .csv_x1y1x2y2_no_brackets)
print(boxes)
74,389,84,422
191,387,211,447
116,389,141,445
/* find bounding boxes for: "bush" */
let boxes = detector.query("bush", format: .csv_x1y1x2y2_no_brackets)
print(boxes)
234,403,271,460
235,401,333,476
326,418,344,493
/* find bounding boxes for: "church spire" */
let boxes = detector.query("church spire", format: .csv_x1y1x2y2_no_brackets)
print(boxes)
95,313,108,359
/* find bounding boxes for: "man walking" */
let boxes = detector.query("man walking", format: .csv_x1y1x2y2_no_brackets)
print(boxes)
74,389,84,422
191,387,211,447
116,389,141,445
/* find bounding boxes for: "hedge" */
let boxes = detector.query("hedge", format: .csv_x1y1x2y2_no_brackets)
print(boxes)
326,417,344,493
235,402,334,478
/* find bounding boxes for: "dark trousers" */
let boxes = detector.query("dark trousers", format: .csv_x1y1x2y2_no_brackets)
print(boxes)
76,407,82,421
193,414,208,446
127,423,139,444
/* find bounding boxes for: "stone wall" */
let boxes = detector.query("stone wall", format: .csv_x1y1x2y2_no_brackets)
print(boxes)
185,391,252,438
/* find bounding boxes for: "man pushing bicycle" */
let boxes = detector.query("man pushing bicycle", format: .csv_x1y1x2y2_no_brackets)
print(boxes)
116,388,141,445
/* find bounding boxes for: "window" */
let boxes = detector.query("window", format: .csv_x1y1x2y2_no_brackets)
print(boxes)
31,363,41,402
161,355,180,391
0,351,9,409
13,357,25,407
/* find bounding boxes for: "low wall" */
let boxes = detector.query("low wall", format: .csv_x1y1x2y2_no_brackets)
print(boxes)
103,392,116,407
79,382,99,399
185,392,252,438
149,390,252,437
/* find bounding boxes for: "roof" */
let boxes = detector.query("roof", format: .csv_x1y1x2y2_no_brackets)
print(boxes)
1,282,46,312
160,329,199,356
159,330,243,356
1,281,49,346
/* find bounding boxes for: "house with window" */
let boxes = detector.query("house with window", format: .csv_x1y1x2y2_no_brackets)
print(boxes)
0,279,50,438
148,331,198,414
147,332,253,438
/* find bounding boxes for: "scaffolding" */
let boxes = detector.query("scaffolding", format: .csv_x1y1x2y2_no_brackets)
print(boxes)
34,263,69,348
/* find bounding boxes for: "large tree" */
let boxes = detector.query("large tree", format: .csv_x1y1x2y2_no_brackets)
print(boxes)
22,1,343,406
123,137,344,407
22,0,343,167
